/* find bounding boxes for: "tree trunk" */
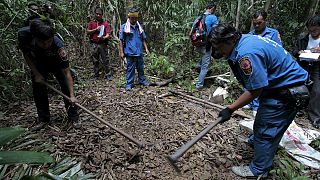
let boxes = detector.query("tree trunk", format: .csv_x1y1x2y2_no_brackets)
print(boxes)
249,0,254,30
235,0,242,29
307,0,319,20
264,0,273,12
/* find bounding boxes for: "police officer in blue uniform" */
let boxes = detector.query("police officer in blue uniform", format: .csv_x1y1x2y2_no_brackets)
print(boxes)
246,10,283,117
18,19,80,129
119,7,150,91
248,10,282,46
208,23,309,178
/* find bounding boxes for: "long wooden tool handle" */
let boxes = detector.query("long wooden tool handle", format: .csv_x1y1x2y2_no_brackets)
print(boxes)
43,82,144,148
169,90,253,119
167,117,222,163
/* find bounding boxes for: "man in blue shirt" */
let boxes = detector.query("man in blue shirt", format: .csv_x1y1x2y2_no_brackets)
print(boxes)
208,23,308,178
119,7,150,91
248,10,282,45
190,2,218,90
246,10,282,116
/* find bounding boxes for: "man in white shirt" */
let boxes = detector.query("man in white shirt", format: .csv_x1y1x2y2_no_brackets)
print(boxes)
293,15,320,128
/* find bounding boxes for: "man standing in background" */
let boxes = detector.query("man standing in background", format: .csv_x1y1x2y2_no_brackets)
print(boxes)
191,2,219,90
119,7,150,91
292,15,320,128
244,10,283,116
87,7,112,81
248,10,282,45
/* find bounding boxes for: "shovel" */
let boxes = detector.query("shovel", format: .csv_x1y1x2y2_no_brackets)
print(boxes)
167,117,222,168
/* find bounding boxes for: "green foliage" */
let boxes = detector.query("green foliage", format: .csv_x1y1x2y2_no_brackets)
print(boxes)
0,127,26,146
310,138,320,151
0,127,95,179
0,127,54,177
270,149,308,179
226,78,243,99
210,59,230,75
116,73,126,88
0,151,54,165
177,79,196,93
0,0,318,105
146,52,175,79
224,97,235,104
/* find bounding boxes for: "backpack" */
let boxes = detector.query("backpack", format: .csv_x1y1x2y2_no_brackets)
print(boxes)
190,14,208,47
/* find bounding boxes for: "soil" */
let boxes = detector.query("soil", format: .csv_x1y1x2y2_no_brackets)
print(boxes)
1,70,318,179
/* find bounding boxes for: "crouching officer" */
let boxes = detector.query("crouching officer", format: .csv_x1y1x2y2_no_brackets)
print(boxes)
18,19,80,129
208,23,309,178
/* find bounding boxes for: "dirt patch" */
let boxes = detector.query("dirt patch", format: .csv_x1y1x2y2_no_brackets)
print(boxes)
1,71,317,179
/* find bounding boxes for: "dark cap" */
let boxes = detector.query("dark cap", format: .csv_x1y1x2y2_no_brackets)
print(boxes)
208,23,241,44
306,15,320,27
206,2,216,9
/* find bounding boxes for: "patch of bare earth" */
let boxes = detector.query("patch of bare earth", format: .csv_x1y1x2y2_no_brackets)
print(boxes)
1,72,316,179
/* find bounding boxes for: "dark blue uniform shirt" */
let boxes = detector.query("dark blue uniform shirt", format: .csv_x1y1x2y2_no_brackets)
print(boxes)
227,34,308,90
18,27,69,70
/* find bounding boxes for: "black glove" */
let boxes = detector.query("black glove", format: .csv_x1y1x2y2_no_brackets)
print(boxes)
218,107,234,123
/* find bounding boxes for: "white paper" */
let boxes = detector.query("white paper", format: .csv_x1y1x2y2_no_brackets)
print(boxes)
97,25,105,38
299,50,320,61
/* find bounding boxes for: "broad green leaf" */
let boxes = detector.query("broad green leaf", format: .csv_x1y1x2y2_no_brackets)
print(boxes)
0,151,54,165
59,162,81,177
0,164,8,179
50,157,77,174
12,165,28,180
11,139,43,151
0,127,26,146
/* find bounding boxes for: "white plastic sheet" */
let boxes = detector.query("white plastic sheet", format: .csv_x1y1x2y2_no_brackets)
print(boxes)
239,120,320,169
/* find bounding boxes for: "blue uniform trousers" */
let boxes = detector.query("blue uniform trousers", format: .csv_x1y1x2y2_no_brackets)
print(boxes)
249,98,259,111
249,97,297,175
126,56,148,90
244,87,259,111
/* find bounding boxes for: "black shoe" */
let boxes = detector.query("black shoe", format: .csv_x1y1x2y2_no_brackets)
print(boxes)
90,76,98,81
105,74,112,81
312,122,320,129
31,121,49,131
140,82,149,87
69,117,81,129
73,121,81,129
296,111,304,117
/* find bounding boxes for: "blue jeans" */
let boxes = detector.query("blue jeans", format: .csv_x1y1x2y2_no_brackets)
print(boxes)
196,46,212,89
249,97,297,175
126,56,147,90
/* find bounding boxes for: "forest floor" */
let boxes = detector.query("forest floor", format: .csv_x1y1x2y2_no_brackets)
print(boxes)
1,68,318,179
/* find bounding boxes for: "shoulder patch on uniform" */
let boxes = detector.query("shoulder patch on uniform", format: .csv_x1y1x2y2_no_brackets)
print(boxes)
58,48,68,61
239,56,252,75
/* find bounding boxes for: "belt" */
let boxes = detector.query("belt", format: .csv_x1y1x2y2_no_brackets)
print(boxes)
261,82,305,99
